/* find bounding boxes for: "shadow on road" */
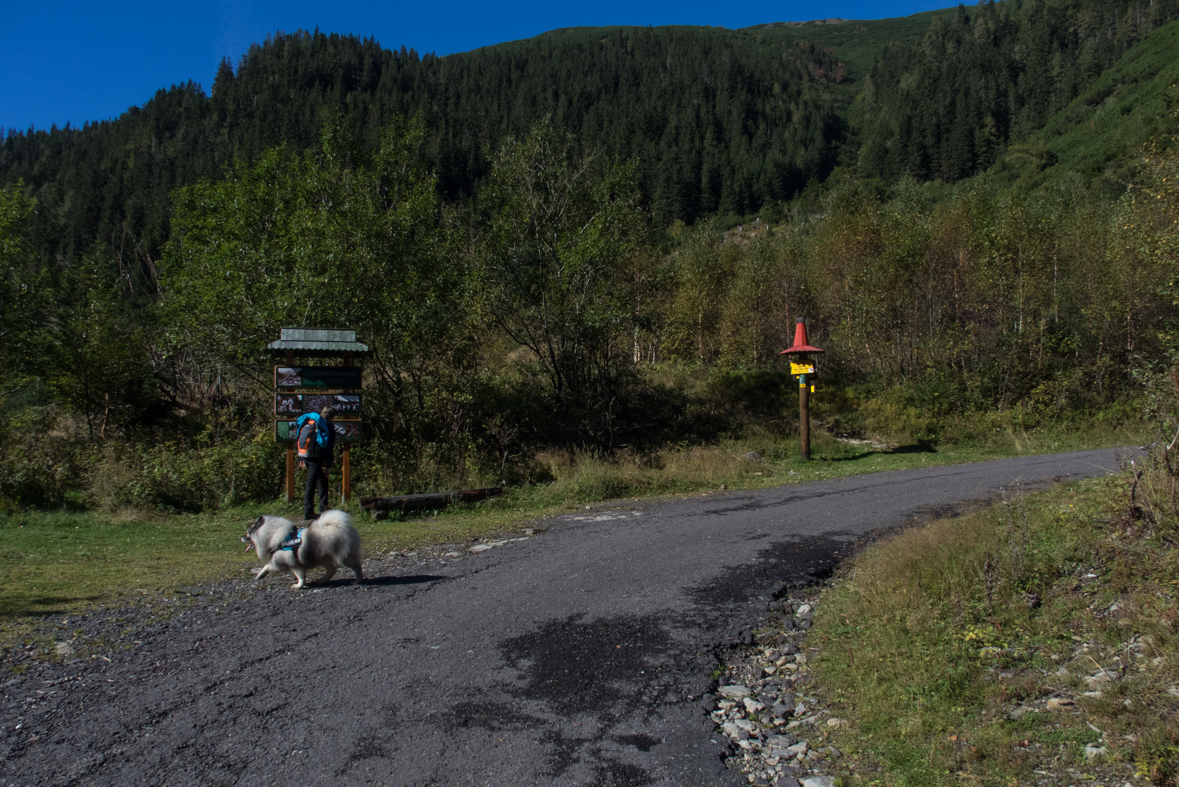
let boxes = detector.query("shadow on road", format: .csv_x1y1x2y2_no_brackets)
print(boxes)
306,574,446,588
357,574,447,588
2,594,105,618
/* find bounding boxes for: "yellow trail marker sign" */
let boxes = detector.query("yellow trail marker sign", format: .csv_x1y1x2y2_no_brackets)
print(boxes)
790,362,815,376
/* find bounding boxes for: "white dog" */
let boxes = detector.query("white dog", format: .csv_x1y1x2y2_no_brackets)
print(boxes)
242,509,363,588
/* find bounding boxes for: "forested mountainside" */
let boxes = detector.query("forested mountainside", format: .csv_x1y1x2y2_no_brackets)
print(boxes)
3,0,1177,275
0,24,847,272
2,0,1179,510
855,0,1179,184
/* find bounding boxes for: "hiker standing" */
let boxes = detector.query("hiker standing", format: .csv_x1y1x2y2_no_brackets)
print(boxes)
296,405,337,520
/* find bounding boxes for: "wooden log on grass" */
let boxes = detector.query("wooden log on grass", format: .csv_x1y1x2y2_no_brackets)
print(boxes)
360,487,504,514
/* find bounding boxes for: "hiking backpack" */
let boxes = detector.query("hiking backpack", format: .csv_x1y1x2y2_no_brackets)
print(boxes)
295,413,329,460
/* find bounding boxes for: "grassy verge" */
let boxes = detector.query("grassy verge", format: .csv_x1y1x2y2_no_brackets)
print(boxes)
810,472,1179,785
0,421,1145,643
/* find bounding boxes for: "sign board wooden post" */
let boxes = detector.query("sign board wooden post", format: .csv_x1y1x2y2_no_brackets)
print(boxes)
285,449,295,503
267,328,369,507
285,349,295,502
342,348,353,502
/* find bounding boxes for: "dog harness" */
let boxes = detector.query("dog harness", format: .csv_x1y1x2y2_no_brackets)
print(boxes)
277,527,306,553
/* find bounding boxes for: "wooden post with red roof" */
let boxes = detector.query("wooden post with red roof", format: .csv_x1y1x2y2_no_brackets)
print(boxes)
779,318,824,461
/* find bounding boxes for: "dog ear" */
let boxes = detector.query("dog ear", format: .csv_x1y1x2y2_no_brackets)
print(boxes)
247,515,265,534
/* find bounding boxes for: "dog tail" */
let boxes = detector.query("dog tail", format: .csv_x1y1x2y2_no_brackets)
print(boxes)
316,509,351,529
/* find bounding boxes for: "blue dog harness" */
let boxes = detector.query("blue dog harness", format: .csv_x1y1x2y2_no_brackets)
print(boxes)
278,527,306,552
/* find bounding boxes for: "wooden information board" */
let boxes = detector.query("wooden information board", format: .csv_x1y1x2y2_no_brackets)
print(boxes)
269,329,369,505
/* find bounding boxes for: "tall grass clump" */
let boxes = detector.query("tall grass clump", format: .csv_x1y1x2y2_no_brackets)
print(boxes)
810,496,1061,780
812,463,1179,785
1133,363,1179,539
533,438,786,504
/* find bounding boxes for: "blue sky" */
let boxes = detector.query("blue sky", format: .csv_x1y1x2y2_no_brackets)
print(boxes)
1,0,952,132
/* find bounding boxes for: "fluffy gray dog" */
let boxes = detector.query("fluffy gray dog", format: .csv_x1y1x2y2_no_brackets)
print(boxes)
242,509,363,588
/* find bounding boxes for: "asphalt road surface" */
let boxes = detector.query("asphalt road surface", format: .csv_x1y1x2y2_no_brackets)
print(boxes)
0,448,1133,786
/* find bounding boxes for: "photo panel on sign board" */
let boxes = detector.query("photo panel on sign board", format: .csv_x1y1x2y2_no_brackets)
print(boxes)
274,365,362,390
275,392,362,418
334,394,361,414
275,420,362,442
276,367,302,387
276,394,296,415
304,393,335,413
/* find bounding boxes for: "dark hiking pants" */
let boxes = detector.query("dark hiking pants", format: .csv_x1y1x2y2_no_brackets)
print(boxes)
303,461,329,520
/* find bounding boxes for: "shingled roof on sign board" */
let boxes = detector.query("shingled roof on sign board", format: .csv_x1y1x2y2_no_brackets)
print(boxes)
266,328,370,357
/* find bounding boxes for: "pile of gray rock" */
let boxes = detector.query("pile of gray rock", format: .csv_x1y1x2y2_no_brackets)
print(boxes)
702,592,840,787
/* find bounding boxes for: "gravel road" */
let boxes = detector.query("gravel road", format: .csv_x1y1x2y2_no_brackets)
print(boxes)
0,448,1132,786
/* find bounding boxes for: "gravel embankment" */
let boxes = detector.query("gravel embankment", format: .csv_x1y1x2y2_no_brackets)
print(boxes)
704,587,839,787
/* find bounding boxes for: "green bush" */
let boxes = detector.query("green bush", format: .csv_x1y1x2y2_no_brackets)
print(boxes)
91,435,282,512
0,400,88,510
0,435,87,511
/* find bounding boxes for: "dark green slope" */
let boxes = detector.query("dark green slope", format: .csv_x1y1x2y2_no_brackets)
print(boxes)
734,8,962,93
850,0,1179,185
1,82,221,271
995,16,1179,189
211,25,852,216
525,10,964,116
